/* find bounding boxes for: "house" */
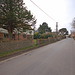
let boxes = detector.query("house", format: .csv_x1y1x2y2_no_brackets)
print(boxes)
71,31,75,38
0,28,9,41
0,28,34,41
23,29,34,39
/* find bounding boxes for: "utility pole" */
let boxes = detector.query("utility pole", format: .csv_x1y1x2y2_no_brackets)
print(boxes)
56,22,58,39
31,19,36,39
56,22,58,33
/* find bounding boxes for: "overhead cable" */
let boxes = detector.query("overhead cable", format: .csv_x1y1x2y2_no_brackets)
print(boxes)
30,0,56,22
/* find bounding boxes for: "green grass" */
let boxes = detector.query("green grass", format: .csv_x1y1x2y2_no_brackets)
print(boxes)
0,42,49,58
73,37,75,40
0,45,35,58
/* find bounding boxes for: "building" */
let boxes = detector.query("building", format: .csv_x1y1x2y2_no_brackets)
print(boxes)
0,28,9,41
71,31,75,38
0,28,34,41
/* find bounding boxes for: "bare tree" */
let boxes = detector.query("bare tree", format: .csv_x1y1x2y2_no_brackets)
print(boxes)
72,18,75,29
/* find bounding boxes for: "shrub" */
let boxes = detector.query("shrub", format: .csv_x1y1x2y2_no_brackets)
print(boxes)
40,33,53,39
34,32,41,39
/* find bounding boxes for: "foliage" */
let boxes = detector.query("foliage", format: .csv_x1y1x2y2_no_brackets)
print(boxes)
40,33,53,39
34,32,53,39
38,22,52,34
34,32,40,39
0,0,34,40
59,28,68,35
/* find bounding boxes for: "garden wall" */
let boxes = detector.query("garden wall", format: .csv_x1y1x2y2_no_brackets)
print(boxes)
0,37,64,53
0,40,33,52
36,38,58,44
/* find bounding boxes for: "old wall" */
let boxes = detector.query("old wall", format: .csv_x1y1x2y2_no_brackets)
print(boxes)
0,40,32,52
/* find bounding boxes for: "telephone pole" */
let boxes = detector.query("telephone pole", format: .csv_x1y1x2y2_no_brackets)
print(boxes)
56,22,58,39
56,22,58,33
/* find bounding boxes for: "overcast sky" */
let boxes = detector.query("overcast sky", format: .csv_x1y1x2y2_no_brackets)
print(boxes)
23,0,75,33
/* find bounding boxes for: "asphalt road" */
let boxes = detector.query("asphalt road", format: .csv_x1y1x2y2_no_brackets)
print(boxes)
0,38,75,75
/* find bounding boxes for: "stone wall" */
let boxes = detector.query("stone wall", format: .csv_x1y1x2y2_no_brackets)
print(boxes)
0,37,64,53
0,40,32,52
36,38,57,45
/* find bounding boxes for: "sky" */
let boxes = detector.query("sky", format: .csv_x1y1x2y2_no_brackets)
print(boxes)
23,0,75,34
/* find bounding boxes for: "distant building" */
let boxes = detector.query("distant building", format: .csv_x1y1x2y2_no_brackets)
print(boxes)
71,31,75,38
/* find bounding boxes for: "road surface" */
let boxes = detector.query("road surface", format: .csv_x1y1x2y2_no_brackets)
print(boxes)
0,38,75,75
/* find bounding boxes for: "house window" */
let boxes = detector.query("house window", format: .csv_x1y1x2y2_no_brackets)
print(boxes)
4,34,9,38
23,34,26,38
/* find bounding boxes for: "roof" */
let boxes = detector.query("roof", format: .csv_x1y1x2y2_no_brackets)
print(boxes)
0,28,8,34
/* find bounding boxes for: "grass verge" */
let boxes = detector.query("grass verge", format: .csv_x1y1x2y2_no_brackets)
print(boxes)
0,42,49,58
73,37,75,40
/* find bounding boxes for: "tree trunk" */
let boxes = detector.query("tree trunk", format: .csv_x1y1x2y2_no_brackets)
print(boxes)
8,25,13,40
18,33,19,40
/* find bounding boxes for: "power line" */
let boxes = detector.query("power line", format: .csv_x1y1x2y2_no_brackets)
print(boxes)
30,0,56,22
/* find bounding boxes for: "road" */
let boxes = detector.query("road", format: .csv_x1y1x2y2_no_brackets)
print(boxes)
0,38,75,75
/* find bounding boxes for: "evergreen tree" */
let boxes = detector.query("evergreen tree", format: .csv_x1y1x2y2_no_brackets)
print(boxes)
38,22,52,34
59,28,68,35
0,0,34,40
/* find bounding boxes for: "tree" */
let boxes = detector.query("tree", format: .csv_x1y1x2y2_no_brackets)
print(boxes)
59,28,68,35
72,17,75,29
38,22,52,34
0,0,34,40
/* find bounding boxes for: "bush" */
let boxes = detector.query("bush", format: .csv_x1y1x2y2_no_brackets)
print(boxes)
39,33,53,39
34,32,41,39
